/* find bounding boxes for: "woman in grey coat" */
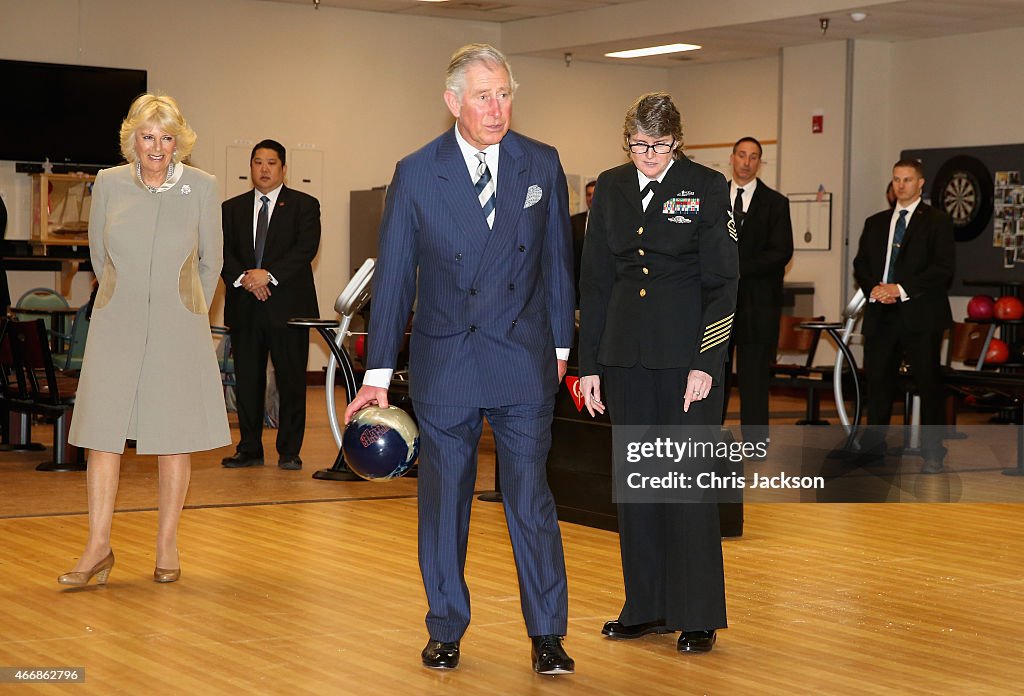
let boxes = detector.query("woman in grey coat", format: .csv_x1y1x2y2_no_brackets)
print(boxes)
60,93,230,587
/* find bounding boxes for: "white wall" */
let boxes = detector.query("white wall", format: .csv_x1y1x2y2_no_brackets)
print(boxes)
667,56,780,150
779,41,849,332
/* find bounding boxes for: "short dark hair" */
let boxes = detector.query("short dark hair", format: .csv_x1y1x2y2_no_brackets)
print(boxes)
893,157,923,178
732,136,762,156
585,180,596,191
251,139,286,165
623,92,684,159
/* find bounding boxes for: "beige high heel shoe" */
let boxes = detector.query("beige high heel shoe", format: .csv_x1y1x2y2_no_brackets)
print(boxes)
153,567,181,583
58,551,115,586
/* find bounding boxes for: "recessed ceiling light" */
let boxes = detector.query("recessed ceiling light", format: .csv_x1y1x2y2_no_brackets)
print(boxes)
850,11,868,22
605,43,702,59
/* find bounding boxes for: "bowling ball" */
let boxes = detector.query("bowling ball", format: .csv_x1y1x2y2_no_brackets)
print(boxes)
354,334,366,360
966,295,995,320
342,406,419,481
985,338,1009,365
993,295,1024,321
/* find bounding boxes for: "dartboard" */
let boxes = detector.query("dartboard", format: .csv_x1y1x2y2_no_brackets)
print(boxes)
930,155,993,242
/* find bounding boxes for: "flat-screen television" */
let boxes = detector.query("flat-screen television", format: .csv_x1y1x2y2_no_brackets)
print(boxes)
0,59,147,167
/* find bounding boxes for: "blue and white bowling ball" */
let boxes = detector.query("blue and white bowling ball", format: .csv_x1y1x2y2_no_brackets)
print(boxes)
342,406,419,481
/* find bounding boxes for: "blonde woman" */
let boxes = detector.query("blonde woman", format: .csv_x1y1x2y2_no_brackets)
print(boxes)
60,93,229,586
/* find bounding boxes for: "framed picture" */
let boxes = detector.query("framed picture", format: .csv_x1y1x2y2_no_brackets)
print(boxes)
789,192,833,251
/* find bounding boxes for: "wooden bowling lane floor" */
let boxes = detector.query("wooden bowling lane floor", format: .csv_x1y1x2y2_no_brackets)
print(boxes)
2,388,1024,693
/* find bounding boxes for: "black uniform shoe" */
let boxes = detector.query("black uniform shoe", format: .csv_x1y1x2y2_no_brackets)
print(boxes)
278,457,302,471
221,452,264,468
601,619,672,639
677,630,716,653
531,635,574,675
421,639,460,669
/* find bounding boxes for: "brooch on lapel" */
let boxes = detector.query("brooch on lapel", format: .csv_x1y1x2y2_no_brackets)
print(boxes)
663,196,700,215
278,201,286,207
180,184,191,195
524,185,543,208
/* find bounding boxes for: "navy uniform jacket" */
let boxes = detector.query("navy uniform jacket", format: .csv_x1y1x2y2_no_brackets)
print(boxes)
366,128,575,407
579,157,739,382
852,202,954,337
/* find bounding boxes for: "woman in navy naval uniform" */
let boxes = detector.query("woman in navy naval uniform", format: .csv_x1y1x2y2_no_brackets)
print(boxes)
578,93,738,653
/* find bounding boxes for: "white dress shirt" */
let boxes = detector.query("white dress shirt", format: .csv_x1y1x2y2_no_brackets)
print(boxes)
233,184,283,287
729,177,758,215
873,196,921,303
637,159,675,210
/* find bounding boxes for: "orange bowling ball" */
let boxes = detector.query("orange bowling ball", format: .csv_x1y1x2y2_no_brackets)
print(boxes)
985,338,1010,364
993,296,1024,321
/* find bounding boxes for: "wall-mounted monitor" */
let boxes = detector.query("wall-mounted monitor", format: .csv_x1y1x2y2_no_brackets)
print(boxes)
0,59,147,167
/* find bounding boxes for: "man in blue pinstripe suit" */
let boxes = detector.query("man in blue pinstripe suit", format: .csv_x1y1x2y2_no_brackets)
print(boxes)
344,44,576,675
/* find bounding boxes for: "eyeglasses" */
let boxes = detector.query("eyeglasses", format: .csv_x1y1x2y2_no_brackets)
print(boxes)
628,139,675,155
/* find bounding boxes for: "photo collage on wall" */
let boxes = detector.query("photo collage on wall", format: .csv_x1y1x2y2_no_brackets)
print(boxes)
994,170,1024,268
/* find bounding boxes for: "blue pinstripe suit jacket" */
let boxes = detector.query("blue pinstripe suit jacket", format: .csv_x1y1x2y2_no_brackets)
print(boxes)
367,128,575,407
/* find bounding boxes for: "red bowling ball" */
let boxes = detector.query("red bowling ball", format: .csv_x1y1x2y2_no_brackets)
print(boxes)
354,334,366,360
966,295,995,320
993,295,1024,321
985,338,1010,365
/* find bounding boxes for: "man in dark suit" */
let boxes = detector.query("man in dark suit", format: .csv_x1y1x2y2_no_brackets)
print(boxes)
220,140,321,471
570,180,595,307
344,44,575,675
853,158,954,473
723,137,793,445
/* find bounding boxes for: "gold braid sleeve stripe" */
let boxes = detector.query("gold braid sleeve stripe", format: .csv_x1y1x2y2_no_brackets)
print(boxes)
704,313,735,332
700,324,732,348
700,334,731,353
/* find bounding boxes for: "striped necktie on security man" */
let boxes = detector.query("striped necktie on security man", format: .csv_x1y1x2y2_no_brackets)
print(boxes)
475,151,496,229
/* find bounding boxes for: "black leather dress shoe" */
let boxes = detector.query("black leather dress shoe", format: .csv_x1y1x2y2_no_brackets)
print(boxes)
421,639,460,669
278,457,302,471
677,630,716,653
601,619,672,639
531,635,574,675
221,452,264,468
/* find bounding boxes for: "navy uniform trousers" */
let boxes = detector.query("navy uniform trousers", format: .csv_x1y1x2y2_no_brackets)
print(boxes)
603,364,728,632
413,397,569,643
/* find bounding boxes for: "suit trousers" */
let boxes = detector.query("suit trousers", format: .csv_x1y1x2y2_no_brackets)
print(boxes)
230,317,309,458
863,306,947,461
603,364,728,632
413,397,568,642
723,341,773,444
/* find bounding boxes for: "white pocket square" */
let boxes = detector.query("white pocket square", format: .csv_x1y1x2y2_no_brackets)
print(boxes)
524,184,543,208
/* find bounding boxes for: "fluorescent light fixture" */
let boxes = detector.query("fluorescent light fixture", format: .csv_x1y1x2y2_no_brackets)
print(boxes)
850,11,868,22
417,0,448,3
605,43,701,59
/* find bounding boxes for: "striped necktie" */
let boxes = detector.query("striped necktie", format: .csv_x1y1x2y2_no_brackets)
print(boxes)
475,152,496,229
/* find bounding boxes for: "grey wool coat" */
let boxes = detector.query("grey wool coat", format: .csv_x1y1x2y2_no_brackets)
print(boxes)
69,163,231,455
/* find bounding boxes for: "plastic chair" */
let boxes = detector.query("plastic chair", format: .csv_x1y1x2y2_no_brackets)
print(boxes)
7,318,84,471
14,287,71,351
51,304,90,371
